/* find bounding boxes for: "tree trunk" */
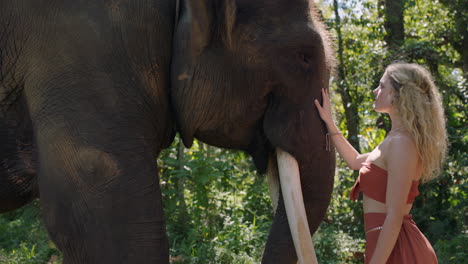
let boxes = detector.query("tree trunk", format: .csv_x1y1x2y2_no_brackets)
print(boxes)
384,0,405,52
333,0,361,152
174,136,189,234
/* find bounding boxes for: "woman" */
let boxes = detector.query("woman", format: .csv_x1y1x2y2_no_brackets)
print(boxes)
314,63,447,264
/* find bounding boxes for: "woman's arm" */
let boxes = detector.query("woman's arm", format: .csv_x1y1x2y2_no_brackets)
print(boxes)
369,135,418,264
314,89,369,170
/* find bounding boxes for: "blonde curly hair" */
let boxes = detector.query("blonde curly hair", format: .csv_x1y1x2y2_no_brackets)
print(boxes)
386,63,448,182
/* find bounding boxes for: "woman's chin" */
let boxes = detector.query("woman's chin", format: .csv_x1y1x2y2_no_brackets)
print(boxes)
373,108,385,114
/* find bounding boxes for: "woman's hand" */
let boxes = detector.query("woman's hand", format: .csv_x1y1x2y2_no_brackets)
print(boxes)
314,88,334,125
314,88,367,169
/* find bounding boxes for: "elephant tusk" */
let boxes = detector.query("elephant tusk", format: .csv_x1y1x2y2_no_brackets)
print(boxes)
276,148,318,264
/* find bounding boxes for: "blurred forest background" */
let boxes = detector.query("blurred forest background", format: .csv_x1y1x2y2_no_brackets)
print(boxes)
0,0,466,263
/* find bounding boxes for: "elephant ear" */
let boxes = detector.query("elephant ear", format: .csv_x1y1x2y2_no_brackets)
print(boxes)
172,0,237,148
183,0,212,56
219,0,236,48
178,0,236,58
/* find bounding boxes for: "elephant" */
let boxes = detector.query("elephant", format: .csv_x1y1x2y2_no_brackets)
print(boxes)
0,0,335,263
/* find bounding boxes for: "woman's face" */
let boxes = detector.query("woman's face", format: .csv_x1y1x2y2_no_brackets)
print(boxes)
373,71,396,114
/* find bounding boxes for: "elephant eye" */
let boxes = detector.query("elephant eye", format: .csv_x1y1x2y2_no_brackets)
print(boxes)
298,52,312,69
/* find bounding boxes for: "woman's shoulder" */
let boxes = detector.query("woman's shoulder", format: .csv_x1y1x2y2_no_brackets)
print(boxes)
380,132,414,148
380,133,417,162
388,132,416,149
385,134,419,171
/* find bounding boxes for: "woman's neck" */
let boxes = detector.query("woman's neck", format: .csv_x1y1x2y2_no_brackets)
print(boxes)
389,114,405,132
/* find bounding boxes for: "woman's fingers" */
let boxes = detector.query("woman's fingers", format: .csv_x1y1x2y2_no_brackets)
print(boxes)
315,88,334,123
321,89,330,109
321,89,328,103
316,88,333,111
314,99,323,113
314,99,321,108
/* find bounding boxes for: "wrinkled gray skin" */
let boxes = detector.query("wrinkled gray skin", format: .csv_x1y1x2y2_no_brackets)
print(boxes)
0,0,335,263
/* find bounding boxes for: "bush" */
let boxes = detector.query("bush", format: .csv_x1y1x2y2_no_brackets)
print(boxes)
314,222,365,264
434,234,468,264
160,138,273,263
0,201,60,264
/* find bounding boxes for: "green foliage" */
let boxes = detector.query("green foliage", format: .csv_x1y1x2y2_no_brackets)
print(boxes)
0,201,60,264
159,137,273,263
314,222,365,264
433,233,468,264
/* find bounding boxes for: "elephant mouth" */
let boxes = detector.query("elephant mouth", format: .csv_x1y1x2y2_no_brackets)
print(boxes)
267,148,318,264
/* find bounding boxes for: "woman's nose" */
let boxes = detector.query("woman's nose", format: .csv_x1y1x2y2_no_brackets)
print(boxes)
373,88,378,95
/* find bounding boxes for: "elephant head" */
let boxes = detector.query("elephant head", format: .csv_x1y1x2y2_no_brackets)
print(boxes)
171,0,335,262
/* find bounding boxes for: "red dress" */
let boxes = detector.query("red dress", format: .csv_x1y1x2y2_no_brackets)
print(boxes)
350,162,438,264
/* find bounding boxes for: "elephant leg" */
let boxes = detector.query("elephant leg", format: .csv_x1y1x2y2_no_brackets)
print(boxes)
26,77,171,263
35,125,169,263
35,129,169,264
262,193,297,264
